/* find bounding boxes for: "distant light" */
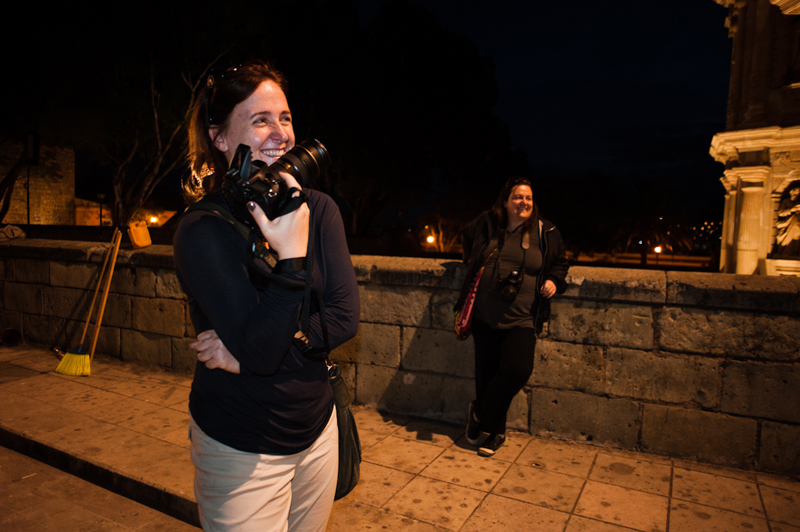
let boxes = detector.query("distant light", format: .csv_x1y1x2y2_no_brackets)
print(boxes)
654,246,662,254
426,236,435,244
638,240,642,245
149,216,158,224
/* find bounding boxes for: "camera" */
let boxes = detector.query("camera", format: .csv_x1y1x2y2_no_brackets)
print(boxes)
222,139,331,225
500,269,523,302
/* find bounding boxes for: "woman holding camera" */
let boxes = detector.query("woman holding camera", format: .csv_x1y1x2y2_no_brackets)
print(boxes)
457,177,568,456
173,61,359,531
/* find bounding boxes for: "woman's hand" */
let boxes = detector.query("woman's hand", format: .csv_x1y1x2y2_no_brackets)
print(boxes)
247,172,309,260
191,330,241,374
540,280,557,299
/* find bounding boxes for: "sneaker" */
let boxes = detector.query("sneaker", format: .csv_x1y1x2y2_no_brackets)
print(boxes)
466,401,481,445
478,433,505,457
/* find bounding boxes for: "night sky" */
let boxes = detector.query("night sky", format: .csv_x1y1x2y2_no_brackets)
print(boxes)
5,0,733,252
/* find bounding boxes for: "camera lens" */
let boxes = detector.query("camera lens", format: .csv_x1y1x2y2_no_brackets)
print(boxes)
268,139,330,187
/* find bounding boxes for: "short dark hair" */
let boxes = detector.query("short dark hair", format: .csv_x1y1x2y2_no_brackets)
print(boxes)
184,60,288,203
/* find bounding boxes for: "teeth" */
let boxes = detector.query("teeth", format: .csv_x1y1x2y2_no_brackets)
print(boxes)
262,150,284,157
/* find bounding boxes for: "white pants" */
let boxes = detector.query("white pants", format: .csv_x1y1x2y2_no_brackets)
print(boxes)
190,409,338,532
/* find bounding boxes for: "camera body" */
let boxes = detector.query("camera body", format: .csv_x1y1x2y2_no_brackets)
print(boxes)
222,139,330,225
500,269,523,302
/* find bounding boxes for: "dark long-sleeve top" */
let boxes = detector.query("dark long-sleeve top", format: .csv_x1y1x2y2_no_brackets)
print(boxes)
173,189,359,455
456,211,569,334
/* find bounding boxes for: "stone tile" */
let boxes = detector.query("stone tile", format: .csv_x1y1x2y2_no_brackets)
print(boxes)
491,463,584,512
160,425,192,448
601,446,673,465
590,452,672,496
328,497,442,532
757,473,800,493
358,428,390,451
342,461,414,507
117,407,189,439
81,395,163,424
575,481,668,532
672,467,764,518
669,500,769,532
383,476,485,531
49,387,124,413
132,384,191,407
351,405,408,434
362,436,445,474
394,419,463,448
565,516,638,531
673,458,757,482
420,448,510,492
770,522,800,532
761,485,800,528
516,438,597,478
460,493,569,532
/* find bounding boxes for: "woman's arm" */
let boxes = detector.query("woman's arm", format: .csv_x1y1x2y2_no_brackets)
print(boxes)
174,212,305,376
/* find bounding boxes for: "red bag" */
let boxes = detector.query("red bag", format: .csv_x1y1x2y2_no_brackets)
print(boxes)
454,251,495,340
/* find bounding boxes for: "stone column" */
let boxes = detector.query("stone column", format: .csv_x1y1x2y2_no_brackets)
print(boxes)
736,180,766,273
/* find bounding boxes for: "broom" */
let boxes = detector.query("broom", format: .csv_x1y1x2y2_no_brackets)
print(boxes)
55,228,121,376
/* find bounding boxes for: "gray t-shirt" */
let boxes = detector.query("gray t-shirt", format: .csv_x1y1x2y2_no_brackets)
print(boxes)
474,225,543,329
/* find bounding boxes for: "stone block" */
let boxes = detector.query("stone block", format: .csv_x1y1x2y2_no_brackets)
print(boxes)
401,327,473,378
667,271,800,312
12,258,49,284
359,285,431,327
353,255,464,289
42,286,88,321
564,266,666,304
332,323,400,367
759,421,800,475
171,337,197,373
548,300,654,350
89,325,122,360
530,340,605,394
22,314,65,348
440,375,475,425
131,297,185,337
156,269,186,299
721,361,800,423
50,261,97,290
430,290,460,331
355,364,444,419
641,404,757,469
121,328,173,367
338,361,357,399
184,304,196,339
99,294,132,329
606,348,721,408
111,267,157,297
529,388,639,447
0,310,23,335
4,282,42,314
657,307,800,361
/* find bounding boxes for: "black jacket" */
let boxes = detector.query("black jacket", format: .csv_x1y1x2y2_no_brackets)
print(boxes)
456,211,569,334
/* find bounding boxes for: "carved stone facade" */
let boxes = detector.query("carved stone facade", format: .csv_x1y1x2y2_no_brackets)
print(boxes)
712,0,800,274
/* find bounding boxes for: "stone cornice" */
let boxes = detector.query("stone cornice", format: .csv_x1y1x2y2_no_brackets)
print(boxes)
769,0,800,15
710,126,800,163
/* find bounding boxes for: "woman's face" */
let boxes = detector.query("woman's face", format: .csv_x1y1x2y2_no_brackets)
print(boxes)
505,184,533,226
210,80,295,167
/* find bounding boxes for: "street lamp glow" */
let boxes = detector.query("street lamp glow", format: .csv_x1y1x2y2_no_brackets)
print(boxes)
654,246,662,254
426,236,435,244
149,216,158,224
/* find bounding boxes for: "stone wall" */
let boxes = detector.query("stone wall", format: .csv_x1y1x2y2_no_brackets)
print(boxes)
1,240,799,475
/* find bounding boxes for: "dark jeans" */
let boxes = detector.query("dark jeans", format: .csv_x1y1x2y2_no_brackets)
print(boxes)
472,319,537,435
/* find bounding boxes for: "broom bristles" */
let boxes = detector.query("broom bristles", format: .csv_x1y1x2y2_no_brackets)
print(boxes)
55,351,91,376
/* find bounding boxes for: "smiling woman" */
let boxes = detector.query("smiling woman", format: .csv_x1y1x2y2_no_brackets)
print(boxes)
173,60,359,532
456,176,569,457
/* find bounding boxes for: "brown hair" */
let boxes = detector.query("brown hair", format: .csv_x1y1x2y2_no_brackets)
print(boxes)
184,60,288,203
491,177,539,238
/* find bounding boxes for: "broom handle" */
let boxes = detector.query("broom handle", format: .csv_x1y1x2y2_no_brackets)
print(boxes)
78,228,120,345
89,229,122,361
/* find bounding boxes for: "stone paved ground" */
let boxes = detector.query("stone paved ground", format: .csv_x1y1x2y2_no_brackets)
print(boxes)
1,344,798,531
